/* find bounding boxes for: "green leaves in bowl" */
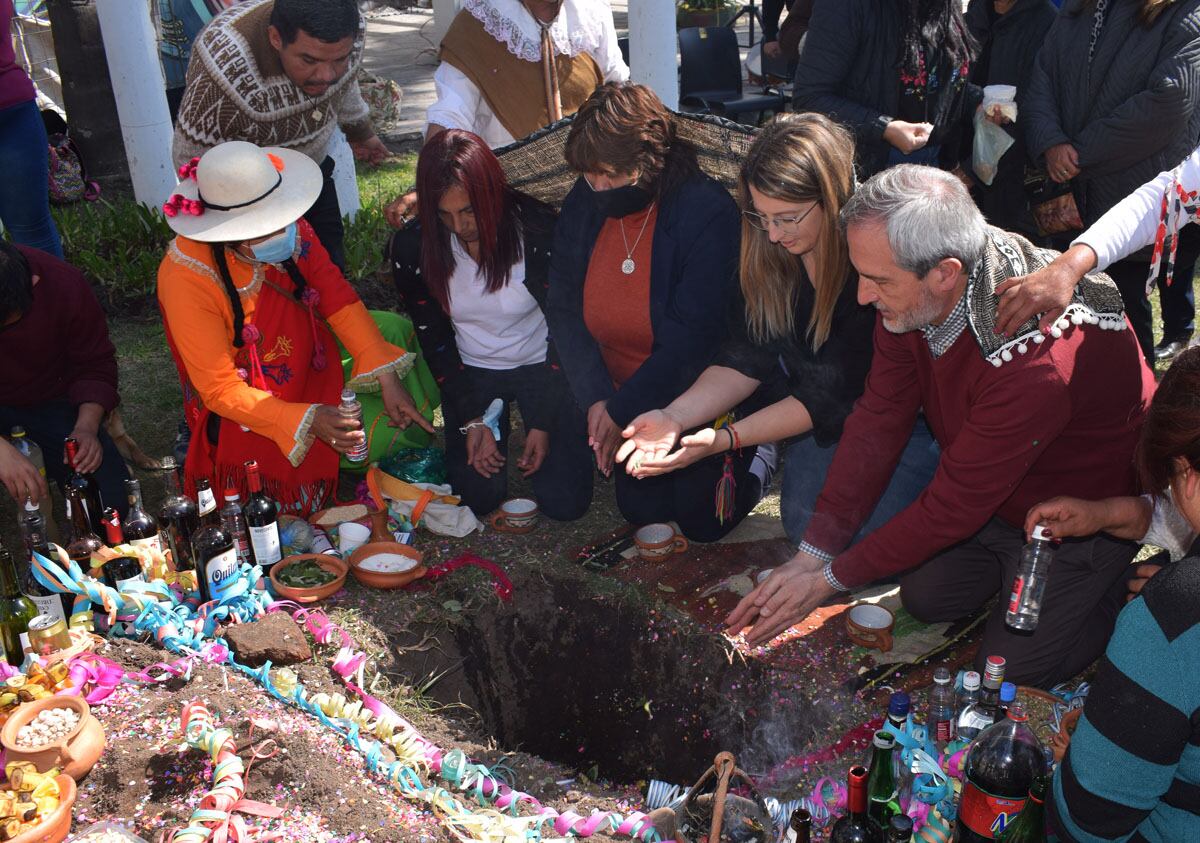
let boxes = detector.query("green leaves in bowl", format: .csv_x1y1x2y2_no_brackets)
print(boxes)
277,558,337,589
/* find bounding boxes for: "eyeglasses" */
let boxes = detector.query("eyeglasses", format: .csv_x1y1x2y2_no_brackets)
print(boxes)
742,202,820,234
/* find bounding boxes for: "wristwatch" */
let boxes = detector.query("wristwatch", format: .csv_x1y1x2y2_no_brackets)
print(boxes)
875,114,894,137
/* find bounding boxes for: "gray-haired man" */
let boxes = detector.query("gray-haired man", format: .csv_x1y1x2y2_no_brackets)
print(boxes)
728,165,1155,687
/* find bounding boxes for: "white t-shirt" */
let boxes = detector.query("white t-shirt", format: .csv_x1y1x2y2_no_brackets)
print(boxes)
447,235,549,369
426,0,630,149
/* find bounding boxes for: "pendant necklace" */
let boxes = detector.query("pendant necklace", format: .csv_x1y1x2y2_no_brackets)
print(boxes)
619,203,655,275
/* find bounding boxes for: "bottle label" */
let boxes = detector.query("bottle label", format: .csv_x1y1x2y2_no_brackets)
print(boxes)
116,574,146,591
198,490,217,517
785,831,797,843
1007,576,1025,615
26,594,65,625
249,524,282,566
935,719,953,743
205,549,240,602
131,534,163,555
958,781,1026,839
18,632,29,655
960,708,994,733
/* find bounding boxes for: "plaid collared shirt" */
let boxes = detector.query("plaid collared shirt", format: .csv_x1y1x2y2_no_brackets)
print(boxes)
921,294,969,359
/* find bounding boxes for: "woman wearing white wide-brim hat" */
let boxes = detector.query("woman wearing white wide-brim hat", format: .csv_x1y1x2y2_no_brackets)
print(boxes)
157,141,435,517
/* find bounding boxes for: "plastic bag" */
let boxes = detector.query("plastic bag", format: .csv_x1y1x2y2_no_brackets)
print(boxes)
971,108,1015,186
378,447,447,486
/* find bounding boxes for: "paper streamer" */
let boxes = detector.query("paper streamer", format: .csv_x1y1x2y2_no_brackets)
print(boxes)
171,701,284,843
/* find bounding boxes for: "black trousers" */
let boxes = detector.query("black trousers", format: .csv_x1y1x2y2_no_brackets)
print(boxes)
899,517,1137,688
441,365,593,522
614,441,758,544
1106,225,1200,361
303,156,346,274
0,400,130,519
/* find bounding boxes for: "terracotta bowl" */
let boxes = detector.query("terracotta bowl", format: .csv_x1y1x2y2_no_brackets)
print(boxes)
1,696,105,781
9,773,75,843
268,554,349,603
347,542,427,589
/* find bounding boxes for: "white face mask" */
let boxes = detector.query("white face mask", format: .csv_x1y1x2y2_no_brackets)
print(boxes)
248,222,298,264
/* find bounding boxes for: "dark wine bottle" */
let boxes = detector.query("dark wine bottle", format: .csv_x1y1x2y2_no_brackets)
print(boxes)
190,517,239,605
159,457,199,588
65,487,103,566
0,543,38,667
831,766,882,843
18,500,68,624
102,555,146,592
63,437,104,534
122,478,161,554
243,460,281,575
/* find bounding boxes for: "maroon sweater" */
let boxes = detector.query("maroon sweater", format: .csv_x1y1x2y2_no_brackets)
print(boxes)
0,246,119,413
0,1,35,112
805,313,1155,588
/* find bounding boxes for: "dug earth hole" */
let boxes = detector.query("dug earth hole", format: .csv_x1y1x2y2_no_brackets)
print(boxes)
389,568,840,787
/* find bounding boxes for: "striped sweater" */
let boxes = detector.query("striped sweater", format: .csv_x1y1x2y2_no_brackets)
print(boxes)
171,0,373,168
1050,537,1200,842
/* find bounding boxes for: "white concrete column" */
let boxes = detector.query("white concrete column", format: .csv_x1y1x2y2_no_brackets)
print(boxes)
94,0,176,208
629,0,678,109
431,0,459,49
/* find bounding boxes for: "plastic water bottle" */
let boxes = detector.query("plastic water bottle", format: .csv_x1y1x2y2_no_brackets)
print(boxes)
339,389,368,463
956,671,985,741
1006,525,1057,632
9,427,45,484
930,666,957,745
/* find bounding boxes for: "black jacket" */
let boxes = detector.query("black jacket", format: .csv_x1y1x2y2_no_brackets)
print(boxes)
388,196,565,430
712,268,875,448
1025,0,1200,226
546,173,740,428
963,0,1057,234
791,0,975,177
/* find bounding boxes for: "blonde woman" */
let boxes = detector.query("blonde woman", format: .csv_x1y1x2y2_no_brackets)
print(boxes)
617,113,939,543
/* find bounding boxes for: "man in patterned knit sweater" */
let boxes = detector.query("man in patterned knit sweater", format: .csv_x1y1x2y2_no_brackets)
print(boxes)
173,0,390,272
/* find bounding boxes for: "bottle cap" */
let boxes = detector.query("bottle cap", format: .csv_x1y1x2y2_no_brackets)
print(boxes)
161,456,177,471
963,670,981,691
341,388,356,402
873,730,896,749
1032,523,1053,542
224,487,239,501
888,691,911,717
10,427,23,438
933,666,951,685
1000,681,1017,702
984,655,1006,682
23,498,37,512
1007,701,1028,722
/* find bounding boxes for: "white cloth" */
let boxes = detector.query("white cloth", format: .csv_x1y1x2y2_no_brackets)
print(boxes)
386,483,482,537
1074,145,1200,270
447,235,549,369
425,0,629,148
1141,491,1198,562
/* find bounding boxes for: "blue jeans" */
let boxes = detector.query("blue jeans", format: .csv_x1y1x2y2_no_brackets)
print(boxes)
0,100,61,257
780,417,940,546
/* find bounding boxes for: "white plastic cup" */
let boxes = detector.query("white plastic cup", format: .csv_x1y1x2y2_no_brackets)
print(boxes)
338,521,371,554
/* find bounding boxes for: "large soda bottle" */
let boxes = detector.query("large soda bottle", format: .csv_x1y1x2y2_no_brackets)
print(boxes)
1006,526,1057,632
953,702,1044,841
930,667,957,745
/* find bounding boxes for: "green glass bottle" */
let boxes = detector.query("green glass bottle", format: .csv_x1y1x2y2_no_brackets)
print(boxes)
997,775,1047,842
867,730,902,833
0,543,38,666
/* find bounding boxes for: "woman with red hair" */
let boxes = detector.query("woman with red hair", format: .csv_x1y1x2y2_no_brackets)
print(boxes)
389,129,593,520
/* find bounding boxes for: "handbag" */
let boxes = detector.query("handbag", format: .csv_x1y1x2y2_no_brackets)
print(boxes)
1024,167,1082,237
42,110,100,205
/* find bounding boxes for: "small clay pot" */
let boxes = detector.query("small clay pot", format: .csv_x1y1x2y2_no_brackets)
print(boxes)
347,542,426,589
845,603,896,652
1,696,105,781
9,773,75,843
269,554,348,603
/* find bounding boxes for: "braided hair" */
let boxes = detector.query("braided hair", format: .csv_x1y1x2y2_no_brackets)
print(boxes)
899,0,977,128
211,244,310,348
